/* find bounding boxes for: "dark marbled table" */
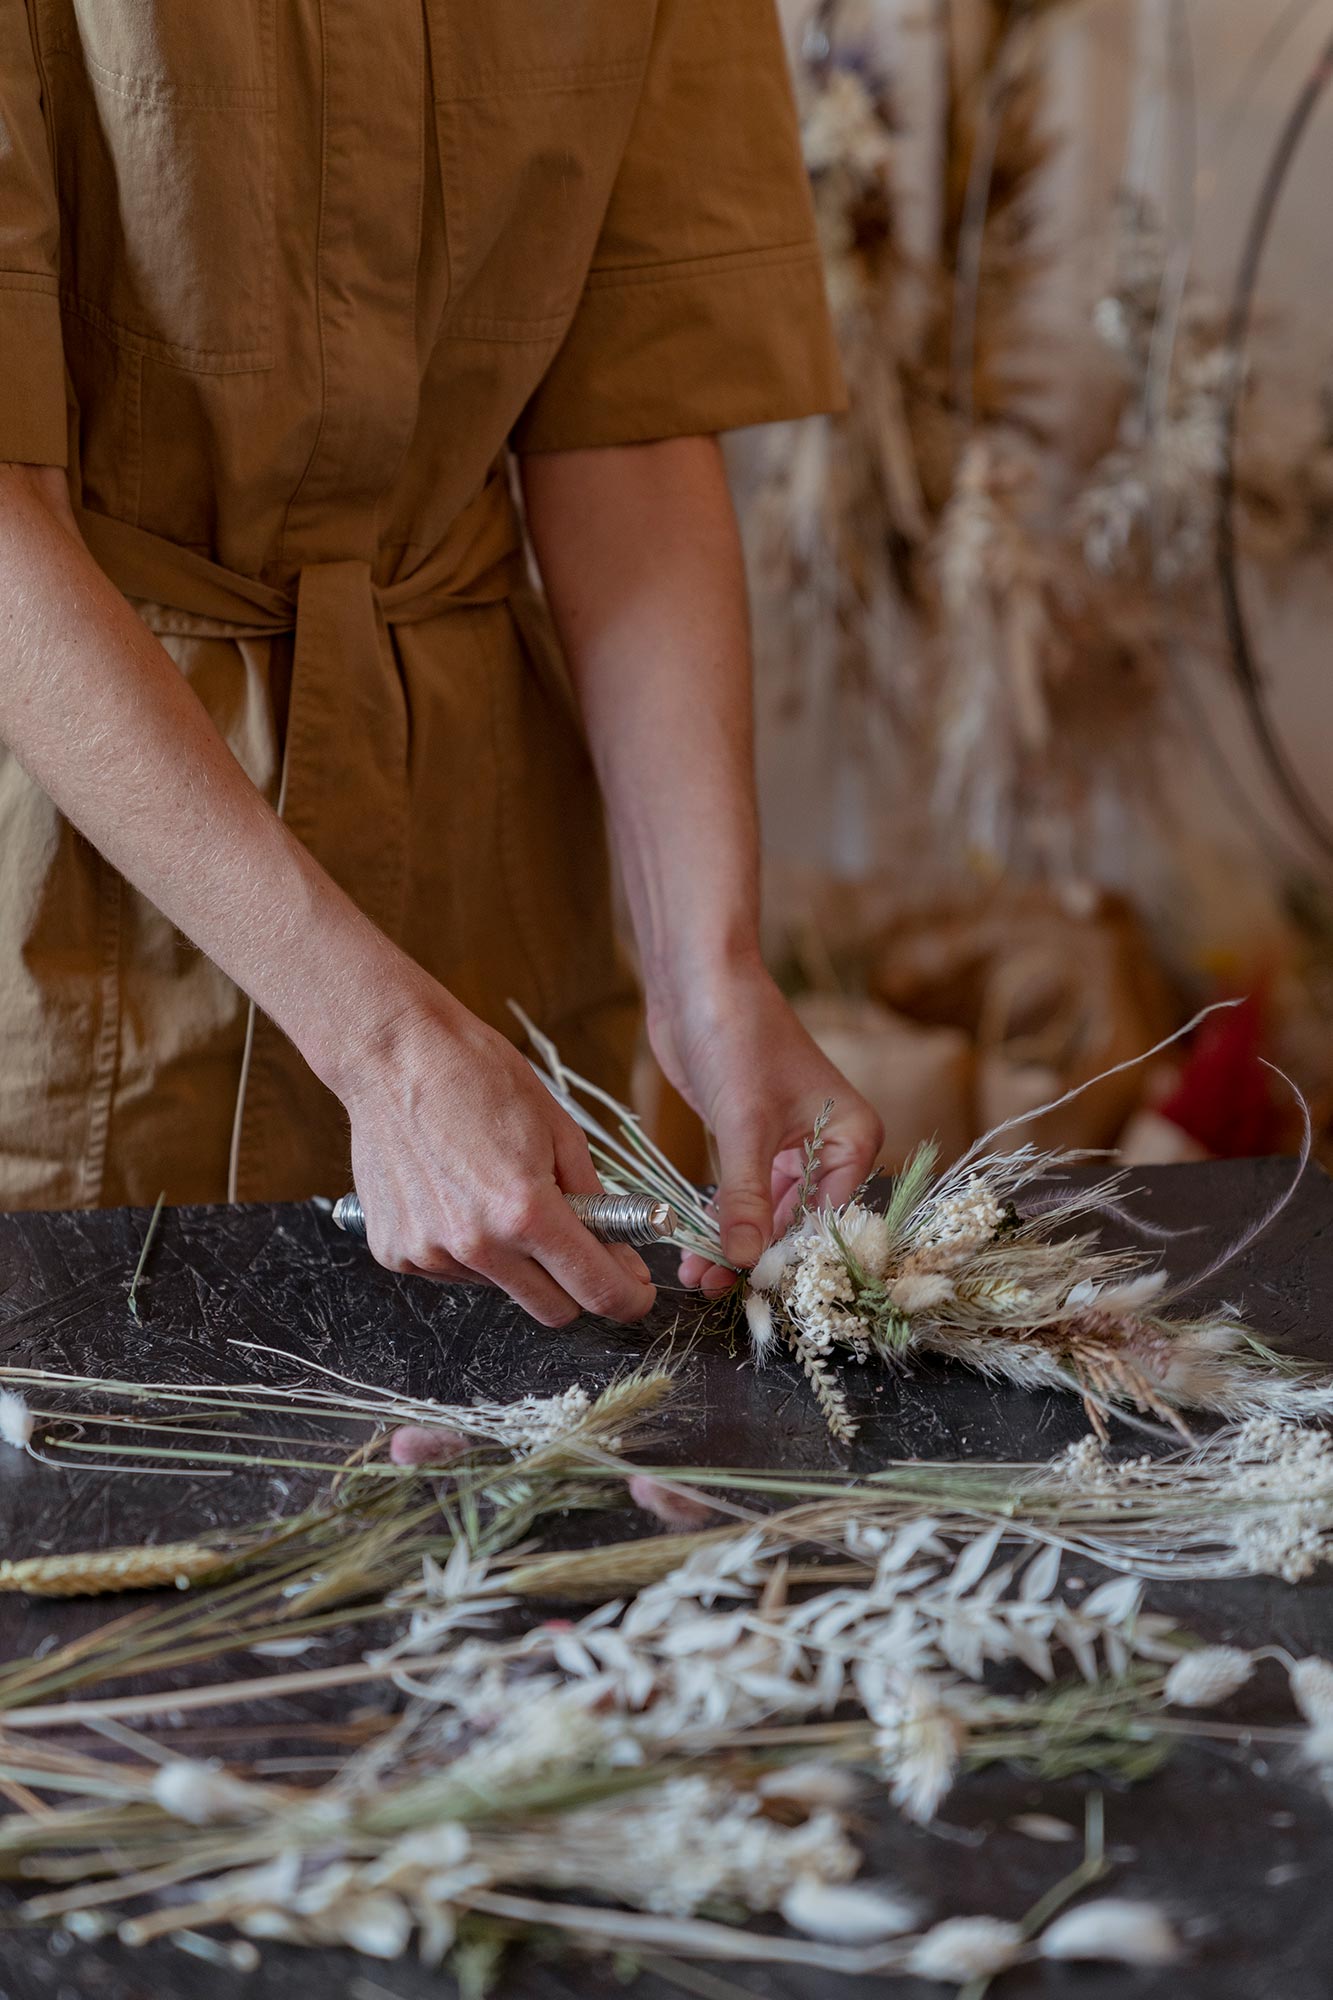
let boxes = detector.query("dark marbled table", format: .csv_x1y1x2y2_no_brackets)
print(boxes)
0,1159,1329,2000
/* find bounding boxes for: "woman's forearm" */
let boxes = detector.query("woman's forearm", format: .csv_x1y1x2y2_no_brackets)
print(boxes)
520,436,763,1001
522,436,883,1272
0,464,413,1093
0,462,655,1320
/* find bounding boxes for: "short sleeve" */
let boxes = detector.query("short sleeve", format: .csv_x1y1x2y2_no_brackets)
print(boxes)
0,8,67,465
512,0,844,454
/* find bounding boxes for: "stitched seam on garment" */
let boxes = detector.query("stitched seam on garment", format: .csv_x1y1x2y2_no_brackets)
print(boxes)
43,44,275,108
434,56,646,97
583,242,822,290
445,312,569,344
58,295,274,371
279,0,334,564
50,0,277,373
660,45,788,74
377,2,431,520
0,272,60,296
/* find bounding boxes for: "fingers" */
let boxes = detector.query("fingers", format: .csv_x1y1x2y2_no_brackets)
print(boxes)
678,1250,710,1287
530,1194,656,1322
550,1117,604,1198
817,1105,885,1211
372,1214,617,1331
713,1102,778,1272
551,1117,653,1290
361,1176,653,1326
457,1242,584,1328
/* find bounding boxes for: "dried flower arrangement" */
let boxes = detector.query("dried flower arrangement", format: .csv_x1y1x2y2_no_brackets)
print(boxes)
3,1348,1333,1980
521,1003,1327,1442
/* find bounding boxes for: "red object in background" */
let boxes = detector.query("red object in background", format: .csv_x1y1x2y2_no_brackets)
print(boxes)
1157,992,1286,1158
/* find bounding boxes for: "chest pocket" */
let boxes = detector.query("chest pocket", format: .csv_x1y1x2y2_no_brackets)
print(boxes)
426,0,655,342
35,0,276,372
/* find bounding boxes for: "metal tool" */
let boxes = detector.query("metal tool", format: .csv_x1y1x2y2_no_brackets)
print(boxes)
331,1189,677,1247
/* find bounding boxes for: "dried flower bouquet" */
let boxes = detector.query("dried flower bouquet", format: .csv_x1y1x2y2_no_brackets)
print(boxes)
522,1005,1327,1442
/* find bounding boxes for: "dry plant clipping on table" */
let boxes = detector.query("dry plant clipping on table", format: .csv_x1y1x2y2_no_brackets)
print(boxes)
0,1014,1328,1978
3,1356,1333,1979
522,1001,1330,1444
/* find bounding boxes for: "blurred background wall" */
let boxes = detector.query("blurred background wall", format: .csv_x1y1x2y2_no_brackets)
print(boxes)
683,0,1333,1177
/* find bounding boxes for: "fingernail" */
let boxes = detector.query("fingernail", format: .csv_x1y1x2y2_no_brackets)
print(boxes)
726,1223,762,1268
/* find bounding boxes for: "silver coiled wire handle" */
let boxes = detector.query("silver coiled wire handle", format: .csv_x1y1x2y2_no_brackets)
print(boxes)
330,1189,676,1248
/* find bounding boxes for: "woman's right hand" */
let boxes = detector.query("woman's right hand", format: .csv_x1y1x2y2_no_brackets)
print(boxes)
332,970,656,1327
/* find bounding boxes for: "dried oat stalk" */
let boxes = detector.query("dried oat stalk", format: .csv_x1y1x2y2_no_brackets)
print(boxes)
0,1544,228,1598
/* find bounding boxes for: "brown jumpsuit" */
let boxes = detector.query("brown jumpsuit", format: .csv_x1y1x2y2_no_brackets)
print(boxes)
0,0,843,1207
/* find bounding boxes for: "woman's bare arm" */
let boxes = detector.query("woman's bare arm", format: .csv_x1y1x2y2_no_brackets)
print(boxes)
0,464,651,1322
522,436,882,1284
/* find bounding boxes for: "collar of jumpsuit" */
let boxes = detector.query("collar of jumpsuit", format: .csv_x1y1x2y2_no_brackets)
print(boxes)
0,0,844,1208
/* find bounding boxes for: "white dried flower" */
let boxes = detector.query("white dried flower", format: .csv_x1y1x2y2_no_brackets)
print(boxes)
1010,1813,1077,1843
905,1915,1025,1982
788,1235,867,1353
1039,1898,1181,1965
1052,1435,1118,1488
0,1391,32,1450
744,1287,776,1359
756,1762,863,1807
886,1273,955,1315
750,1236,797,1294
831,1203,893,1281
781,1877,917,1944
911,1178,1004,1269
333,1892,413,1959
151,1758,267,1825
1289,1656,1333,1727
511,1777,857,1918
502,1384,592,1449
873,1678,965,1823
1163,1647,1254,1709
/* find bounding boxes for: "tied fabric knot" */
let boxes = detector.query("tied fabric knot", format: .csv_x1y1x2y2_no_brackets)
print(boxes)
75,472,524,1200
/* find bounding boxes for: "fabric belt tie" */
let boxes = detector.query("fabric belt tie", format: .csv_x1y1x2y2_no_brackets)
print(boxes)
74,471,525,1201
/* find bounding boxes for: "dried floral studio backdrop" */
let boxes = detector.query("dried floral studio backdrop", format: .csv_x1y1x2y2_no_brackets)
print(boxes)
727,0,1333,1183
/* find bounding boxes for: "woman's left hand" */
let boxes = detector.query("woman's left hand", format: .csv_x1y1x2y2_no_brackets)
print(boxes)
647,959,884,1295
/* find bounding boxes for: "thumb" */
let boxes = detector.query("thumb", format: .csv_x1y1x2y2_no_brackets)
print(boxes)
714,1104,777,1271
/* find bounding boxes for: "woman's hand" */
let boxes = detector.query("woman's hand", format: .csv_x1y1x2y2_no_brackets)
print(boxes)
648,957,883,1295
336,968,655,1326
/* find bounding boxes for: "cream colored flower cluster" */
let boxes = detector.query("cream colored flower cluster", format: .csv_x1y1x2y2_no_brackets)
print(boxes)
912,1178,1005,1270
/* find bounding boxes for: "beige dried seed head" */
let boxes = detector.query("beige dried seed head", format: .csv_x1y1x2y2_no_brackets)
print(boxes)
0,1544,226,1597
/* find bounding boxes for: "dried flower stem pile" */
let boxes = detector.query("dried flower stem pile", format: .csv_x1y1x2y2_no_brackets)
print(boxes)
1,1353,1332,1979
